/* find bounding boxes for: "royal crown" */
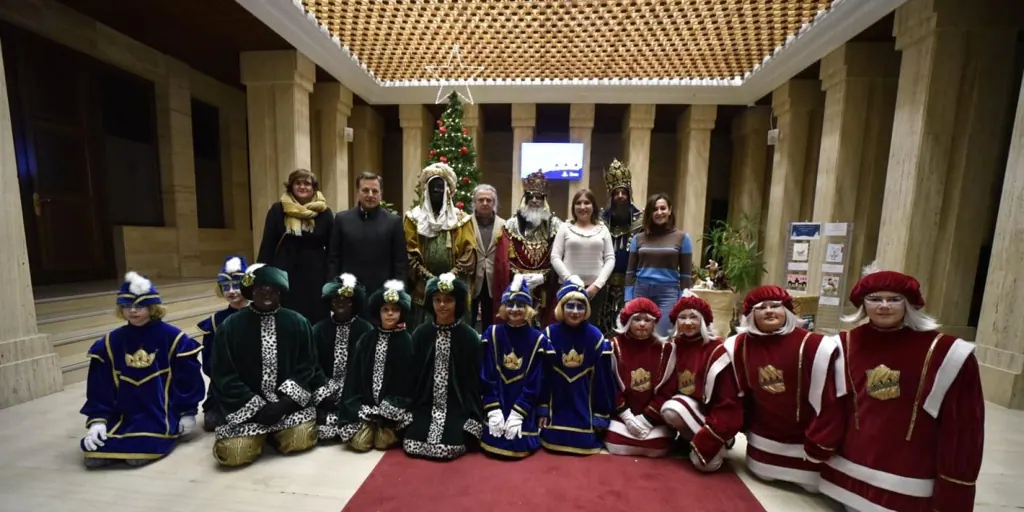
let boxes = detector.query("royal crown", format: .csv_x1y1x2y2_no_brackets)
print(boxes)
562,349,584,369
125,349,157,369
604,159,633,193
522,171,548,195
677,369,696,396
757,365,786,394
866,364,901,400
630,367,652,392
383,290,399,303
503,351,523,371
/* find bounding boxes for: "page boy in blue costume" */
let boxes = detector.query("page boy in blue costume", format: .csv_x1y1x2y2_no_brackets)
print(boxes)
80,272,204,468
345,279,415,452
310,273,373,441
539,275,616,455
198,255,249,432
480,274,551,459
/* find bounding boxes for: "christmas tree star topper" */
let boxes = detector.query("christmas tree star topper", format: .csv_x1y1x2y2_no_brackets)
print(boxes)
424,44,485,105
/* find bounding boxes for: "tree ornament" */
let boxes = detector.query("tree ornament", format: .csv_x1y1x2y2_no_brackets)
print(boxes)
440,156,447,163
462,176,471,184
460,146,468,155
463,128,469,135
439,126,447,134
429,149,436,157
437,119,443,127
456,201,465,210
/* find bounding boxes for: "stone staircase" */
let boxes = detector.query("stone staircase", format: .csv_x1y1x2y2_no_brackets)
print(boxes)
35,280,225,386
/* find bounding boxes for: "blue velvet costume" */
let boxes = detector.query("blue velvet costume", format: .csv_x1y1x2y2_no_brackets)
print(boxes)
538,278,617,455
196,255,249,417
80,274,204,462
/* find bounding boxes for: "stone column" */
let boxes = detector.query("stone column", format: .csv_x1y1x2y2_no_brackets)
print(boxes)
675,105,717,259
807,43,900,296
623,105,656,207
728,107,772,229
0,41,62,408
763,80,824,284
222,108,251,233
568,104,595,207
976,65,1024,409
511,104,536,217
399,104,432,212
349,105,384,204
240,50,315,253
312,83,353,211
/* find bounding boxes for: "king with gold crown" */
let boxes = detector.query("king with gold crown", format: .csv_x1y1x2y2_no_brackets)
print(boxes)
492,171,564,327
598,159,644,334
479,274,552,459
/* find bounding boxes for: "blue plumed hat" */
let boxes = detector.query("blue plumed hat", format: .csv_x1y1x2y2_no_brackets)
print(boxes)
501,274,533,306
555,275,590,322
116,271,161,307
217,255,248,282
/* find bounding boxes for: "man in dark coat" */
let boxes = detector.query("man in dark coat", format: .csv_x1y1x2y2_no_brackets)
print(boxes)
327,172,408,313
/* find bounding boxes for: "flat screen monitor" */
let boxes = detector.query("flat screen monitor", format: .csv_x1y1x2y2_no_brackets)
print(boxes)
520,142,584,181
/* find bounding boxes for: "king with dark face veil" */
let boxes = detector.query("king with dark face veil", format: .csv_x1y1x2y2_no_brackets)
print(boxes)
210,264,321,467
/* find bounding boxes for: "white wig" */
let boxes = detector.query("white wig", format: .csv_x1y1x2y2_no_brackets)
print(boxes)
614,312,666,341
669,310,718,345
839,260,941,332
736,302,803,336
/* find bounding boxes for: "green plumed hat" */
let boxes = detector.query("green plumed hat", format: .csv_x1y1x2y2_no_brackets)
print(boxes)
367,279,412,323
240,263,289,299
425,273,470,320
322,273,367,316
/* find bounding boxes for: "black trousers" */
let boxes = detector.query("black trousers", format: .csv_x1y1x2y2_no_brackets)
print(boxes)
471,278,493,332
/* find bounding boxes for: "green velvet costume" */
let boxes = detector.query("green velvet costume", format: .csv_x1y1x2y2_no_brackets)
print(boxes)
402,274,484,460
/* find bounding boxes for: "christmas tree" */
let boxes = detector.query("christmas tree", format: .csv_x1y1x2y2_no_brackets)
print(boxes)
416,91,480,211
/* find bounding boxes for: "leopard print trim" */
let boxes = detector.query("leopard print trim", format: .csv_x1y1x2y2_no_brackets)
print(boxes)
463,418,483,439
278,379,311,407
379,400,413,430
215,406,316,440
371,332,389,401
338,422,362,442
427,327,453,445
357,404,380,423
403,438,466,460
225,394,267,425
333,321,352,390
318,412,339,440
312,382,337,406
259,314,279,401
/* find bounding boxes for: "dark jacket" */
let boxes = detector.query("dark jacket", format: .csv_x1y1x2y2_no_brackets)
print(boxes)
327,205,408,296
257,202,333,324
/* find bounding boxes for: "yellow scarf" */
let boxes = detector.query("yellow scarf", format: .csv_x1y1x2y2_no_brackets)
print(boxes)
280,191,328,236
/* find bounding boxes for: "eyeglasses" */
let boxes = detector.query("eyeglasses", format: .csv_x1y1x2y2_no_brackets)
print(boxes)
219,282,242,293
864,295,905,305
564,301,586,313
753,301,785,311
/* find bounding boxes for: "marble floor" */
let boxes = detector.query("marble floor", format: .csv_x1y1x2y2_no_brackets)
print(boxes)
1,383,1022,511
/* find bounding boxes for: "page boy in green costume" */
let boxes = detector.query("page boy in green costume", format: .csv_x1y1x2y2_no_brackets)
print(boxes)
310,273,373,441
211,264,319,467
402,273,484,461
344,279,415,452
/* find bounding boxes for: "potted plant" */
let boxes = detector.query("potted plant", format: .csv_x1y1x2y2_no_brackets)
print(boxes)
694,213,767,337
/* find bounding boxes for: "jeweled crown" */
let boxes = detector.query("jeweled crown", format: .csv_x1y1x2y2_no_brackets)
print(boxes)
503,351,523,371
561,349,584,369
522,171,548,195
125,349,157,369
604,159,633,193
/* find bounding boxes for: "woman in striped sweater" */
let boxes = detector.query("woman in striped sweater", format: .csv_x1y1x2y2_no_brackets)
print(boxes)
624,193,693,336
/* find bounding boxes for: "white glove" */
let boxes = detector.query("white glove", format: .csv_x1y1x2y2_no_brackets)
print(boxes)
487,410,506,438
178,415,197,439
504,411,524,440
524,273,545,290
690,448,725,472
82,423,108,452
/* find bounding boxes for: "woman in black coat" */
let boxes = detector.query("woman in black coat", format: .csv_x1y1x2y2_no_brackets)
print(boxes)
257,169,333,323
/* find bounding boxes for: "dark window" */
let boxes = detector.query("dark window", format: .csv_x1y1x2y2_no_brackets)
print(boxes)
192,99,226,229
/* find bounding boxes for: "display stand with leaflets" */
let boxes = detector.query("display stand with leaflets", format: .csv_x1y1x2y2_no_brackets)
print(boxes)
810,222,854,334
781,223,821,330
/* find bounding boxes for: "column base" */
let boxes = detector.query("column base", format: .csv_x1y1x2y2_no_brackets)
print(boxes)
0,334,63,409
980,363,1024,410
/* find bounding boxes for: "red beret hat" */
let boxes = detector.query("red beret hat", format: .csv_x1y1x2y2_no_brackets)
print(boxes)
742,285,794,316
669,294,714,325
619,297,661,327
849,270,925,309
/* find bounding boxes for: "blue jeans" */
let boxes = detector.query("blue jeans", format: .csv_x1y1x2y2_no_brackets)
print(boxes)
633,282,680,337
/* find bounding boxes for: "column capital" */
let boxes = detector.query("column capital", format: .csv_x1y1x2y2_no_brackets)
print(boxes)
511,103,536,128
569,104,595,129
894,0,1022,51
678,105,718,134
240,50,315,92
399,104,430,129
625,104,656,130
772,79,824,116
731,106,772,138
312,82,353,117
462,103,482,128
820,43,901,91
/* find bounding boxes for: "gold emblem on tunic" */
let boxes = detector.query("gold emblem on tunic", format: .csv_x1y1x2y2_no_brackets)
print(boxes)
678,370,696,396
503,351,523,371
562,349,584,368
630,368,652,392
125,349,157,369
757,365,786,394
866,364,901,401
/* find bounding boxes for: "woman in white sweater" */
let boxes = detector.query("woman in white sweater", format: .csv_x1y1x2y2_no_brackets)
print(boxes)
551,189,615,327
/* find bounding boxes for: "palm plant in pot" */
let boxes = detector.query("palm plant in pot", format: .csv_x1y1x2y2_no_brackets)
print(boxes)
696,213,767,335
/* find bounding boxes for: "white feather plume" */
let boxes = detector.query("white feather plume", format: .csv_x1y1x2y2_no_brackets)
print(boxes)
339,273,357,289
245,263,266,277
861,260,881,277
439,272,456,285
681,288,695,298
224,257,243,273
124,271,151,296
566,275,584,287
384,279,405,292
511,274,525,291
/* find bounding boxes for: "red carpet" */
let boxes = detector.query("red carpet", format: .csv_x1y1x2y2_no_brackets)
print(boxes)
343,450,766,511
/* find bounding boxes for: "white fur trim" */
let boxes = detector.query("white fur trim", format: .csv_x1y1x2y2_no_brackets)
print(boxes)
746,456,821,489
820,480,899,512
704,351,732,405
510,274,525,293
826,456,934,498
604,442,671,458
745,432,806,459
809,336,839,415
245,263,266,277
124,271,152,296
224,257,243,273
384,279,405,292
923,339,976,418
661,396,704,435
339,273,357,289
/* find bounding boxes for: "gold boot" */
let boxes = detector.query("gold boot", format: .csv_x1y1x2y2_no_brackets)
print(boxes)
373,427,399,450
349,424,377,453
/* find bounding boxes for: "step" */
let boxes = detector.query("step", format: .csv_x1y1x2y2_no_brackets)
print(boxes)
39,294,221,337
35,279,216,320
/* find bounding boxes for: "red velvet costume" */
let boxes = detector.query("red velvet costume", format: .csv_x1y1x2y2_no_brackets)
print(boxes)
725,285,845,491
819,271,984,512
605,298,677,457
